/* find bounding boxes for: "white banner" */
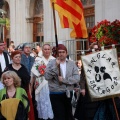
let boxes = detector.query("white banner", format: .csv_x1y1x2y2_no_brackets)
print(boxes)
81,48,120,99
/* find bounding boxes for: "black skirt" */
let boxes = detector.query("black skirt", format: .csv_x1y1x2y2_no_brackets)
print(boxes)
74,92,100,120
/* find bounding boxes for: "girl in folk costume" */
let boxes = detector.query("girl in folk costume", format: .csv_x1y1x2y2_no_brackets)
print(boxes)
31,44,55,120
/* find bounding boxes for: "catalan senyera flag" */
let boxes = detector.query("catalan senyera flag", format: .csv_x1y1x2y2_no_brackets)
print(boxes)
51,0,88,38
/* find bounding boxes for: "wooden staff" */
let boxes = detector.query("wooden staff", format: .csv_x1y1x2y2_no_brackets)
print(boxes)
52,2,58,48
112,97,120,120
52,2,61,77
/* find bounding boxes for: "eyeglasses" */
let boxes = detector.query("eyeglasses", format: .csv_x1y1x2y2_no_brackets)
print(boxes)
58,51,66,54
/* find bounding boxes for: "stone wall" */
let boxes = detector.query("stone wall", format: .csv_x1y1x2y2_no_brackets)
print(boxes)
95,0,120,23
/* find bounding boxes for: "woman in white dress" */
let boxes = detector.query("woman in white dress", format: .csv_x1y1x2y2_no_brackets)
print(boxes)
31,44,55,120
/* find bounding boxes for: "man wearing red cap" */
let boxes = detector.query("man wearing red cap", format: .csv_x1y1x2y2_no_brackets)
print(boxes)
0,40,10,78
45,44,80,120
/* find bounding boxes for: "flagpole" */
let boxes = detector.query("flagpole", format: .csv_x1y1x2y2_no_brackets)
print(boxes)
52,2,58,48
52,1,61,77
112,97,120,120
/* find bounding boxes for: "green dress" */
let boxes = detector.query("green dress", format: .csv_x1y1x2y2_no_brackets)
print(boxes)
0,87,29,109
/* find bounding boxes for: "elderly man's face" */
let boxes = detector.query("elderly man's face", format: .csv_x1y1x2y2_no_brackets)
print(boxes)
0,43,6,53
23,46,31,55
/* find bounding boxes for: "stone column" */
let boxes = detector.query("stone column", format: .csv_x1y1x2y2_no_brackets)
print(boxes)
95,0,120,23
9,0,16,44
10,0,32,46
25,0,33,44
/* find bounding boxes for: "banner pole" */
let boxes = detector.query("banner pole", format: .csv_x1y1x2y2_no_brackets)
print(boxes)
52,2,58,48
112,97,120,120
52,1,61,77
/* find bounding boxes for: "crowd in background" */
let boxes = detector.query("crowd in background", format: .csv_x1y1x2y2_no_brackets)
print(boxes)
0,40,120,120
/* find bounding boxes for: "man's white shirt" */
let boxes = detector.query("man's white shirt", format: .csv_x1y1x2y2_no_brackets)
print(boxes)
60,61,66,79
0,53,10,72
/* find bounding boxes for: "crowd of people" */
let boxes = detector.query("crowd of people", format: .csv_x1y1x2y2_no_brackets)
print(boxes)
0,40,120,120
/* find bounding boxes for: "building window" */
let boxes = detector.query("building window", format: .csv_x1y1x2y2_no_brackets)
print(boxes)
81,0,95,6
35,0,43,15
91,0,95,4
37,23,43,33
85,15,95,28
81,0,87,5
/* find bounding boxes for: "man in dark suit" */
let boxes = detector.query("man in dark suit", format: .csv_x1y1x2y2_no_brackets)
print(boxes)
0,40,11,78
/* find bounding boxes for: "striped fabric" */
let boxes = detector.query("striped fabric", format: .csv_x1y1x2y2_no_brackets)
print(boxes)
51,0,88,38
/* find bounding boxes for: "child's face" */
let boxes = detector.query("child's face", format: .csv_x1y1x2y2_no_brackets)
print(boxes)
93,45,98,49
78,60,82,68
3,76,14,87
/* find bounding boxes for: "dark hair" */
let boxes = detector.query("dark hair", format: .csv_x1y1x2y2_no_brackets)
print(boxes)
32,48,35,51
89,42,101,50
32,48,38,54
36,43,41,47
10,41,14,43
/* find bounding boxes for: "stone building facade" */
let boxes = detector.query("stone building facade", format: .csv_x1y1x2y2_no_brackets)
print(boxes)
0,0,120,47
1,0,72,46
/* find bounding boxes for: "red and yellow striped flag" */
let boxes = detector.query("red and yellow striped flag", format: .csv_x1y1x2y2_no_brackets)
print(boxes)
51,0,88,38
